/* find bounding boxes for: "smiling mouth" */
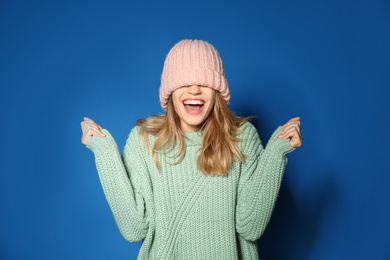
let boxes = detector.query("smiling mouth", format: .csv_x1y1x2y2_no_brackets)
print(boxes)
183,102,204,115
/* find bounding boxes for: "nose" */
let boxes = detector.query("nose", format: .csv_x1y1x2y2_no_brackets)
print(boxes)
187,85,202,95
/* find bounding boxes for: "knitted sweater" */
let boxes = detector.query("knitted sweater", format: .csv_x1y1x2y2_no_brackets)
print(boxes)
86,121,296,259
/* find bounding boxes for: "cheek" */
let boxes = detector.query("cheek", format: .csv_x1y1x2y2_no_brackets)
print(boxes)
208,98,215,110
172,91,184,106
172,95,180,108
174,102,181,113
206,104,214,114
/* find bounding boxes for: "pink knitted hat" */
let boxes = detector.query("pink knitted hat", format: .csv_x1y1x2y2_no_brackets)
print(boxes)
159,39,231,111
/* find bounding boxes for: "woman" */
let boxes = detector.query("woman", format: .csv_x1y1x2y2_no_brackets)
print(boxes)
80,39,302,259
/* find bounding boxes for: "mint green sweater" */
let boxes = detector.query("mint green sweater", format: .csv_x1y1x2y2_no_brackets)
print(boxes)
86,121,295,259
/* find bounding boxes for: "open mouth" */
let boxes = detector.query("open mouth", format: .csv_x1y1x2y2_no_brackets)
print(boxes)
183,101,205,115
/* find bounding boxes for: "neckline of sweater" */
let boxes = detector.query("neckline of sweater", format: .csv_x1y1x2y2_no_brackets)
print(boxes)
183,130,203,145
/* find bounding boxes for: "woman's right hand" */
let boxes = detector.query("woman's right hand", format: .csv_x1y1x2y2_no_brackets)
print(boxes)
81,117,106,146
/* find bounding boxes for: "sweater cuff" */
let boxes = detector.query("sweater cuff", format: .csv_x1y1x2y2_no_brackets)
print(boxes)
86,129,117,153
266,125,296,155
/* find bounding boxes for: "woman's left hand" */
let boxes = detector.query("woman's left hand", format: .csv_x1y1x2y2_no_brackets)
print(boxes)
278,117,303,148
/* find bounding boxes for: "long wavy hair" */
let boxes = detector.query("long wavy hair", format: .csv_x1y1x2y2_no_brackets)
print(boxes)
135,91,255,176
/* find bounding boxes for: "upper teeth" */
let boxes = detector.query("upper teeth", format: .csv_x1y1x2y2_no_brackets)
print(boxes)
183,100,204,105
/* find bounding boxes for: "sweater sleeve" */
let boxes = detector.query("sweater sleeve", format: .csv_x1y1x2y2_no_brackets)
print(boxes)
235,123,296,242
86,127,149,243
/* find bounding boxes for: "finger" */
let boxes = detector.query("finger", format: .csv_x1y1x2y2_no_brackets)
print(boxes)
281,122,297,133
81,120,88,134
83,117,97,124
283,117,301,125
90,129,105,137
88,125,106,136
278,131,293,139
82,120,96,135
289,138,300,148
282,119,301,130
283,120,300,129
87,121,104,133
279,126,298,139
83,123,105,137
282,121,300,133
290,133,303,148
82,121,99,132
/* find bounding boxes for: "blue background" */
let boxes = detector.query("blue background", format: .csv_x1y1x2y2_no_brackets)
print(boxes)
1,0,389,259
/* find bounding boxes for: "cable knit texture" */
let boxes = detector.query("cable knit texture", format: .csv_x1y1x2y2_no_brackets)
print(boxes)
86,121,295,259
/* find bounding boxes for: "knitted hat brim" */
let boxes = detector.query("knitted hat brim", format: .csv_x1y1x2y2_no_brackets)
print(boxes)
160,68,230,111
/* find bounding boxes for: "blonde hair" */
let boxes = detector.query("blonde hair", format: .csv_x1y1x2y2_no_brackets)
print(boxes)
135,91,255,176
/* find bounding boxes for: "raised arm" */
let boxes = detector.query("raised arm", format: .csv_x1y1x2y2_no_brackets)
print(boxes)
235,123,296,242
86,128,149,242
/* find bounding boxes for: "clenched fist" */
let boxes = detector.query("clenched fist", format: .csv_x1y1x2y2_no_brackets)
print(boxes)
80,117,106,146
278,116,303,148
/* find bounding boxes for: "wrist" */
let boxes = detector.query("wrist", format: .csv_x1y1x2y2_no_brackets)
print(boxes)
86,129,115,153
266,125,296,155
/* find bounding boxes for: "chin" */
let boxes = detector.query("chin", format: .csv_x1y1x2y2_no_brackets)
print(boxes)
185,119,203,127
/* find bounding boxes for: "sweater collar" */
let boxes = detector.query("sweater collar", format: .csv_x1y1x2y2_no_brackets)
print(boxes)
183,130,203,146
